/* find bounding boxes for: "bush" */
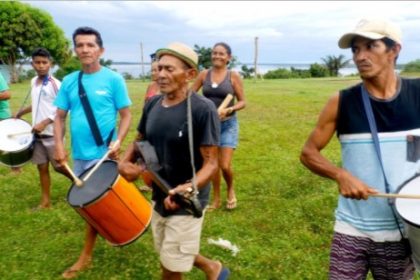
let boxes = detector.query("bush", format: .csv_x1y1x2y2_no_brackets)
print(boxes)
309,63,329,77
402,59,420,73
54,56,81,80
264,67,311,79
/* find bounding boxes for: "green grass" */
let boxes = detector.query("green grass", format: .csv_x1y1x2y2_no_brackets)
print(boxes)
1,76,417,279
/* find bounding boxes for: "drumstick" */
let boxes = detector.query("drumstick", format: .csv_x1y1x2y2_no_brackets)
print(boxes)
7,131,32,138
217,94,234,114
82,139,120,182
370,193,420,199
63,163,83,187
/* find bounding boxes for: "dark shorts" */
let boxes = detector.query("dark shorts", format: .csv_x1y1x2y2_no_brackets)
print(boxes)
329,232,414,280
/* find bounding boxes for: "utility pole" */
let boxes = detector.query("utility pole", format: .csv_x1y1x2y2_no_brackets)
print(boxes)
140,42,145,80
254,36,259,82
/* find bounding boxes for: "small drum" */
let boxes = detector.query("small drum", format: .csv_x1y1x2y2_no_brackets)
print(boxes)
395,175,420,270
67,160,152,246
0,118,34,167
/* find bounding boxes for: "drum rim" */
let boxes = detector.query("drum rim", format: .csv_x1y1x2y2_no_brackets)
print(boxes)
66,160,118,207
395,173,420,228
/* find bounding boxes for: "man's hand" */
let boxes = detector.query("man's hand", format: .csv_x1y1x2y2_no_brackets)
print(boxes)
108,140,121,160
118,161,145,182
336,169,378,200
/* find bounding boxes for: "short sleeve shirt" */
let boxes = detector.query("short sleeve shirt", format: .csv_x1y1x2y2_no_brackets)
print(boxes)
54,67,131,160
138,93,220,216
0,73,11,119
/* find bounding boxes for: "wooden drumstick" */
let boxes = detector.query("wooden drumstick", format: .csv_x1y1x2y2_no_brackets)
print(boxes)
7,131,32,138
63,163,83,187
370,193,420,199
217,93,234,114
82,139,120,182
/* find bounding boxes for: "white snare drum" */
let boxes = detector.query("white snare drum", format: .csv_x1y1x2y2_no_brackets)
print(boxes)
396,175,420,271
0,118,34,167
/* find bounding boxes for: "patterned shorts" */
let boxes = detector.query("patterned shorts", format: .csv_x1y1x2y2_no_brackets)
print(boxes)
329,232,414,280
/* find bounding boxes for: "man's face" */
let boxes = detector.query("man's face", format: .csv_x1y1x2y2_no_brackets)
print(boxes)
74,34,104,66
351,36,398,79
157,55,194,95
31,56,51,77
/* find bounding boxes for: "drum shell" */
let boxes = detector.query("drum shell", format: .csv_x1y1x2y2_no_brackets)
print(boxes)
0,118,34,167
67,162,152,246
0,144,34,167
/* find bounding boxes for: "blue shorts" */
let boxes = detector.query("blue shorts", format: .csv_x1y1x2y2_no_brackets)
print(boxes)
220,115,239,148
73,159,99,177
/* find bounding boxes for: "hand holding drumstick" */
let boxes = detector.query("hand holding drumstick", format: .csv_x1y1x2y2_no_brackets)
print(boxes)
217,94,234,120
82,139,120,182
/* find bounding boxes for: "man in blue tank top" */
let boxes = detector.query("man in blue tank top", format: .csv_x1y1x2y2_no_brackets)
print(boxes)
300,18,418,279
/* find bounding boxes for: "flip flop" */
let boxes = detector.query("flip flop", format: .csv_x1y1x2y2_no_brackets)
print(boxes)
226,198,237,210
217,266,231,280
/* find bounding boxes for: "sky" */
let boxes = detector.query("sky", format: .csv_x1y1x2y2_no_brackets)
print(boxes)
24,1,420,65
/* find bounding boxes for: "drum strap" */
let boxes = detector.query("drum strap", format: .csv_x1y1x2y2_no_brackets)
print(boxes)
78,71,113,147
361,85,404,237
187,91,198,195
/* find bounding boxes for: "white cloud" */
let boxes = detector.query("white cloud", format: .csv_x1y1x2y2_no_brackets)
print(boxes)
22,1,420,63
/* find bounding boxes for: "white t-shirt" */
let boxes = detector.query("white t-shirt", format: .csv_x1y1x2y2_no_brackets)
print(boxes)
31,75,60,136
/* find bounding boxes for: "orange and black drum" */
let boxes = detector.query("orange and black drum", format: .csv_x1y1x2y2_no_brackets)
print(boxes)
67,160,152,246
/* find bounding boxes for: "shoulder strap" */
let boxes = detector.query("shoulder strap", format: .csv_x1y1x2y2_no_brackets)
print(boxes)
78,71,104,146
187,92,198,195
361,85,404,237
361,85,390,192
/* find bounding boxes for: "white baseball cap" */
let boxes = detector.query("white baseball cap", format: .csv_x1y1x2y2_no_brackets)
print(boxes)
338,18,402,49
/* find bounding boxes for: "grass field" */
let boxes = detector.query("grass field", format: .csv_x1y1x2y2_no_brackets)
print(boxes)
0,76,416,279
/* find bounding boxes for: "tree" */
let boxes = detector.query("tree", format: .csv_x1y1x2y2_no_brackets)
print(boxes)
321,54,351,77
240,65,255,79
194,45,212,70
0,1,71,82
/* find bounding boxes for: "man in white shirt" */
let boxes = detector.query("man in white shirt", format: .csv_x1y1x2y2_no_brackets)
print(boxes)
16,47,71,209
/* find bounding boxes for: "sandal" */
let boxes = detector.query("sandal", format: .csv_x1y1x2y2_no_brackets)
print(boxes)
226,198,237,210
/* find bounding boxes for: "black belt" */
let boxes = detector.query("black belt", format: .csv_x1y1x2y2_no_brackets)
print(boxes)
35,134,53,139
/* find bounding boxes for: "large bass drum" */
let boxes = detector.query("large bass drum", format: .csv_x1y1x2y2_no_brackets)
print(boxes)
67,160,152,246
0,118,34,167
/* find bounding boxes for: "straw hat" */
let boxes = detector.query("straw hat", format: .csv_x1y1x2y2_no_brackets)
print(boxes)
156,42,198,69
338,18,402,49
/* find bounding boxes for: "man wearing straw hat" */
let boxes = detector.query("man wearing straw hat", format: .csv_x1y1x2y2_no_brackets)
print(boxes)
301,18,419,279
54,26,132,279
119,42,230,279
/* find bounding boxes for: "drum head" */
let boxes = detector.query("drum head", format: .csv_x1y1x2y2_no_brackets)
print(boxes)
0,118,33,152
395,175,420,227
67,160,119,207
